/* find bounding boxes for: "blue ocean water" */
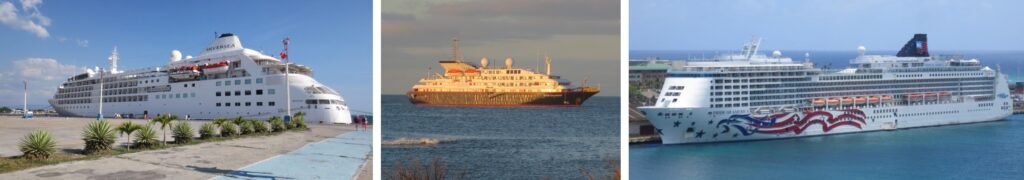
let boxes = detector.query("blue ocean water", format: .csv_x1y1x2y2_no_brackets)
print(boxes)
381,95,620,179
632,50,1024,81
630,116,1024,180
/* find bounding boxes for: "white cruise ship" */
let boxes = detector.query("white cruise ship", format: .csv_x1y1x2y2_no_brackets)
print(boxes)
48,33,353,124
639,34,1012,144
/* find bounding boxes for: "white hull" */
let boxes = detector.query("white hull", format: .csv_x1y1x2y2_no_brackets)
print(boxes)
641,96,1012,144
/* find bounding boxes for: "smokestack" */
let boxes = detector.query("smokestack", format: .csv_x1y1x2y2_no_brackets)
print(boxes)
545,56,552,76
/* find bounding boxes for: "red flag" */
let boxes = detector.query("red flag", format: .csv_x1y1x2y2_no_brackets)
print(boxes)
280,52,288,59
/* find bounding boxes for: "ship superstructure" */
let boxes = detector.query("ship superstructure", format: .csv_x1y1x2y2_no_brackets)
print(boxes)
640,34,1011,144
407,37,599,106
49,33,353,124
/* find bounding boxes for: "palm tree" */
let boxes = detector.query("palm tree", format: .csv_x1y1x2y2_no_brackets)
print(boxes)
115,121,141,150
150,114,177,145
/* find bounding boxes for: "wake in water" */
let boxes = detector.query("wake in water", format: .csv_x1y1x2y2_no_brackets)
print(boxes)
382,138,456,146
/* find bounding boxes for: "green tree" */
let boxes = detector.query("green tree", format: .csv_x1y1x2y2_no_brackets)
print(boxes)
115,121,141,150
150,114,177,145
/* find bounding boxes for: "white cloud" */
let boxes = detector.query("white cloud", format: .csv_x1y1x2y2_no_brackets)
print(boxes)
0,0,50,38
0,57,81,107
76,39,88,47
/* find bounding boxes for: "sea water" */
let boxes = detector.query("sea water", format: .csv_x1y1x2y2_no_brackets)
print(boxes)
381,95,620,179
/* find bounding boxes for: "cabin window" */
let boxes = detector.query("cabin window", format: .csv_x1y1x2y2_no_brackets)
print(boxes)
216,103,221,107
216,81,221,86
268,89,276,95
216,92,221,96
234,91,241,96
245,90,251,95
245,102,251,106
255,78,263,84
234,80,241,85
269,101,276,106
245,79,252,84
235,102,241,106
256,102,263,106
224,91,231,96
256,89,264,95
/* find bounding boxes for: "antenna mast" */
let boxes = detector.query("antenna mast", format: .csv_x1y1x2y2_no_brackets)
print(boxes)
282,37,292,120
452,35,461,62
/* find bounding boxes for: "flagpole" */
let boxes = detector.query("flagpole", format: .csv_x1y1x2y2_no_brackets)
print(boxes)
23,80,28,118
282,38,291,121
98,68,104,120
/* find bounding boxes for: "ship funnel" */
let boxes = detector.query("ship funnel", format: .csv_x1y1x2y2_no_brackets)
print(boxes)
545,56,552,75
505,57,513,69
480,57,489,69
200,33,243,56
170,50,182,62
897,34,928,57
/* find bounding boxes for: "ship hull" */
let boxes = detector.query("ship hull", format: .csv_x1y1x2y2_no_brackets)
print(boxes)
407,91,598,106
640,98,1012,144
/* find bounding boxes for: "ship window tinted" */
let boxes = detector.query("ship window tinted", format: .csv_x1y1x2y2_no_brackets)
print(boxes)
235,102,240,106
216,103,221,107
224,91,231,96
256,90,263,95
216,92,221,96
268,89,276,95
245,90,251,95
269,101,276,106
319,99,330,104
234,80,241,85
234,91,240,96
245,102,251,106
306,99,317,104
245,79,252,84
224,80,231,86
255,78,263,84
256,102,263,106
216,81,221,86
225,102,231,107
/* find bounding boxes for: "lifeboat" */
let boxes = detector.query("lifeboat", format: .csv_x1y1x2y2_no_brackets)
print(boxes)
909,93,924,99
841,97,854,104
201,61,229,74
939,92,951,96
446,69,463,74
464,69,480,74
923,92,938,100
826,98,840,105
811,98,826,106
868,96,880,103
854,96,867,104
881,95,894,102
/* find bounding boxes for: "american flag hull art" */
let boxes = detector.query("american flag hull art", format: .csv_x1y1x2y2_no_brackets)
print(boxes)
716,109,867,136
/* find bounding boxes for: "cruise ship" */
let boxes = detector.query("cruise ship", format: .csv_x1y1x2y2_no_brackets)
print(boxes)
407,37,600,106
639,34,1011,144
48,33,353,124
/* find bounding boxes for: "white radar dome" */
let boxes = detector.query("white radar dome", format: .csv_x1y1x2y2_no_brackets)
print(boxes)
480,57,489,68
170,50,182,62
772,50,782,58
857,46,866,56
504,57,513,69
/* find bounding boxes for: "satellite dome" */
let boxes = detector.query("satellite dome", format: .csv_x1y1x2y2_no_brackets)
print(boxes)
185,55,193,60
772,50,782,58
857,46,866,56
480,57,489,68
504,57,513,69
170,50,182,62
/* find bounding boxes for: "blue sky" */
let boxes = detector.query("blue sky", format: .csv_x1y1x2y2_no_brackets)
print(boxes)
0,0,372,114
631,0,1024,51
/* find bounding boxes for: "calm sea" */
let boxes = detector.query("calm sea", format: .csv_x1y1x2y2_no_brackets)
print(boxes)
630,50,1024,179
381,95,621,179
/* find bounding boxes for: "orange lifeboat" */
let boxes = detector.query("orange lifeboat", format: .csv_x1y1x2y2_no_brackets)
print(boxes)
841,97,854,104
446,69,463,74
826,98,840,105
881,95,894,102
811,98,826,106
464,69,481,74
939,92,951,96
854,96,867,104
909,93,924,99
868,96,880,103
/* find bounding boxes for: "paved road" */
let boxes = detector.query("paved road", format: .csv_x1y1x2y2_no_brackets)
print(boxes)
215,130,372,180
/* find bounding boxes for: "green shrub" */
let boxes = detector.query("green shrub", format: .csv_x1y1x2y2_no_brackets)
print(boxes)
220,123,239,137
239,120,255,135
199,123,217,139
82,120,117,154
213,118,231,128
232,117,246,127
19,130,56,159
269,116,286,132
252,120,270,133
133,125,160,149
172,121,194,144
115,121,141,149
292,112,307,129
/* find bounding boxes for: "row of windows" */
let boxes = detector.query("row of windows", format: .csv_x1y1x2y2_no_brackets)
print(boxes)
215,78,264,86
305,99,345,105
103,88,140,96
216,101,275,107
57,98,91,104
664,92,681,97
216,89,275,96
819,75,883,81
667,86,684,90
155,92,197,99
102,95,148,103
900,110,959,117
56,92,90,99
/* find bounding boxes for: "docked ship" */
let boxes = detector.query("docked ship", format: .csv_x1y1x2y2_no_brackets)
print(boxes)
640,34,1011,144
407,38,600,106
48,33,353,124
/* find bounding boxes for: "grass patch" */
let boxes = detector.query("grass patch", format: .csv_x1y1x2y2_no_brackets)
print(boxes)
0,126,311,173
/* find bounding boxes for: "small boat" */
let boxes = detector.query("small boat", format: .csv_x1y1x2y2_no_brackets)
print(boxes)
827,98,840,105
854,96,867,104
201,61,229,74
811,98,826,106
939,92,951,96
881,95,894,102
841,97,854,104
170,65,199,79
868,96,880,103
